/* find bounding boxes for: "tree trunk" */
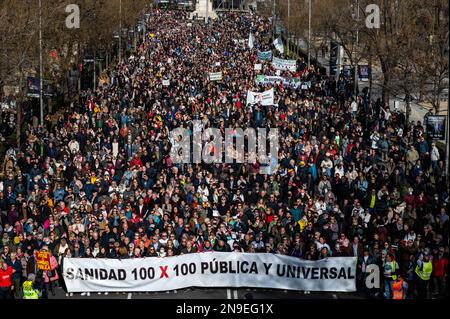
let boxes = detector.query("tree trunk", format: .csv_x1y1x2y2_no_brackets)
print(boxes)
16,73,25,149
380,59,390,107
419,80,424,102
16,99,21,149
382,74,390,107
48,97,52,114
369,50,373,99
434,74,441,114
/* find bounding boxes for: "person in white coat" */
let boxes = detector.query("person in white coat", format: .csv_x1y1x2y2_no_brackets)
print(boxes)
430,142,440,175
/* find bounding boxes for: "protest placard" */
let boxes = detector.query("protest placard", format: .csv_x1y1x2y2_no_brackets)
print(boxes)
208,72,223,81
35,250,51,270
272,57,297,71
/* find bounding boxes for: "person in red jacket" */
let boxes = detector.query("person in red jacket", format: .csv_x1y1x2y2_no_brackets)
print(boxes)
432,247,448,297
130,153,143,169
414,191,428,211
263,207,275,225
0,259,14,299
403,188,415,207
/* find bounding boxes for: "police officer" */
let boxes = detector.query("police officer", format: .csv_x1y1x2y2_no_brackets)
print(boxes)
22,274,40,299
415,250,433,299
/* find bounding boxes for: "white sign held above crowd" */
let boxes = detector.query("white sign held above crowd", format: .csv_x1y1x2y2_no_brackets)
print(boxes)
208,72,223,81
246,88,275,106
273,37,284,54
63,253,357,293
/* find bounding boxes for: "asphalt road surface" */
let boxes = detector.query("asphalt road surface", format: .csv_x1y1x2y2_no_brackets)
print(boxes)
49,286,368,300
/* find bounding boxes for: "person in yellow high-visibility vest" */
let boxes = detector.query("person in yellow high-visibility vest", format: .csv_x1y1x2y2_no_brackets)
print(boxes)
383,253,399,299
415,251,433,299
22,274,40,300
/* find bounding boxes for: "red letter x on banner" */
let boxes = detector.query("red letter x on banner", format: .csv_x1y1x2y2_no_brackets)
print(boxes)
159,266,169,278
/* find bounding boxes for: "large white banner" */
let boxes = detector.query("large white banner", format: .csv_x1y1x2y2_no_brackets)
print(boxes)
246,88,274,106
272,57,297,71
63,253,357,293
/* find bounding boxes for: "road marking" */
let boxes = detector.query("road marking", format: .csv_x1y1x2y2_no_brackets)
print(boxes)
226,289,231,299
127,293,132,299
233,290,238,299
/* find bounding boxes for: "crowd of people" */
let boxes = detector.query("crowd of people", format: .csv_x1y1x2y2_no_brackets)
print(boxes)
0,8,448,300
0,98,16,144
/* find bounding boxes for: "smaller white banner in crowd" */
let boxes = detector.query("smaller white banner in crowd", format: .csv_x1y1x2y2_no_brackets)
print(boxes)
162,79,170,86
272,57,297,72
208,72,223,81
254,63,262,71
63,253,357,293
246,88,274,106
255,75,301,89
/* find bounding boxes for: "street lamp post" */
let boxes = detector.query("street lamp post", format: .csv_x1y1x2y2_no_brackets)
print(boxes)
119,0,122,62
308,0,311,66
39,0,44,127
354,0,359,97
446,31,450,195
272,0,276,41
93,55,96,91
446,95,450,194
287,0,290,56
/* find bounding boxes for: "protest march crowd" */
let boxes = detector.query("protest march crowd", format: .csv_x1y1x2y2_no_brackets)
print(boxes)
0,8,448,300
